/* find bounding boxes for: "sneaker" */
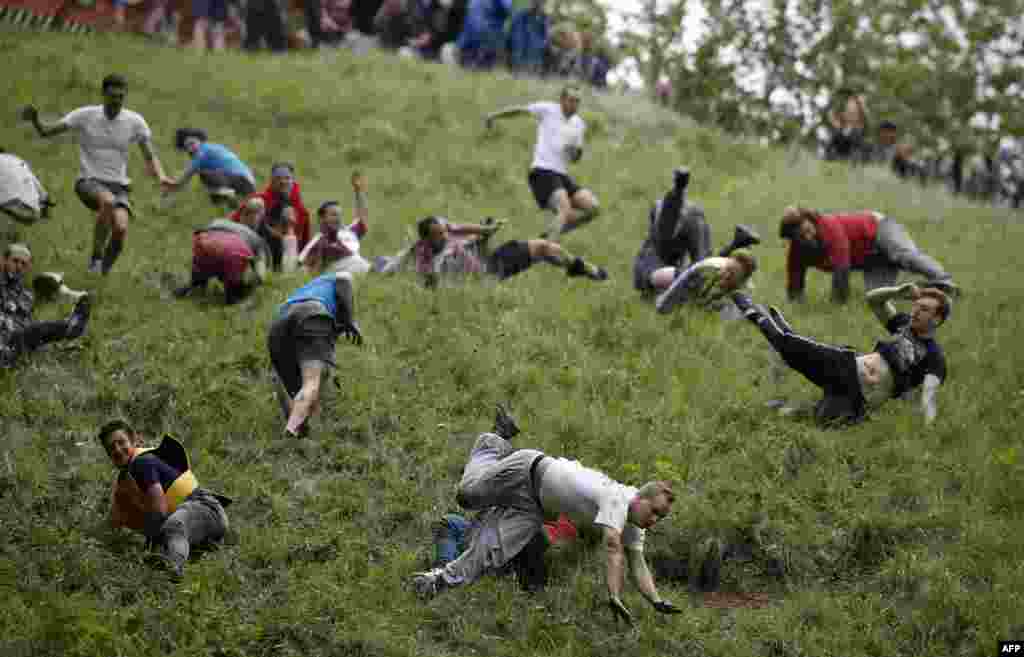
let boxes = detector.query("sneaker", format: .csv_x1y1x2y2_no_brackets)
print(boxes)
64,295,91,339
566,257,587,278
494,402,520,441
673,166,691,192
411,569,445,600
209,187,237,204
87,258,102,274
768,306,794,334
172,284,196,298
730,292,763,322
589,266,609,282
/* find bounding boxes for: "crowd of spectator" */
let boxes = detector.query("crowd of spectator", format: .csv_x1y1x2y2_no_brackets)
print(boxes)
127,0,615,88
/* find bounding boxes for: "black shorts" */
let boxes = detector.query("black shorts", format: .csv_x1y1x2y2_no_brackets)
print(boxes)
74,178,133,216
199,170,256,197
488,240,534,280
267,301,337,397
528,168,580,210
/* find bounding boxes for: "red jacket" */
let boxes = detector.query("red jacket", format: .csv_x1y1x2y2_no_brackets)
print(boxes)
232,182,312,251
786,211,879,292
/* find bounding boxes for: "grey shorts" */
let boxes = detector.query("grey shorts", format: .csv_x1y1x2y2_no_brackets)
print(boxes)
633,248,665,293
268,301,337,397
74,178,133,216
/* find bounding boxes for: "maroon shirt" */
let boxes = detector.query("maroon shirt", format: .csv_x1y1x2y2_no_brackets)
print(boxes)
786,211,879,293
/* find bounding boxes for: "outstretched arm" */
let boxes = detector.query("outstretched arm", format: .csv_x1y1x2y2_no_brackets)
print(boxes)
627,549,660,604
920,374,940,424
139,139,172,186
484,106,530,130
866,282,917,327
351,171,369,232
21,106,69,138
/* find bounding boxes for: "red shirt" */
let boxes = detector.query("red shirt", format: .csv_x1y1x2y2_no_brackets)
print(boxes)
192,231,254,286
232,183,312,251
786,211,879,292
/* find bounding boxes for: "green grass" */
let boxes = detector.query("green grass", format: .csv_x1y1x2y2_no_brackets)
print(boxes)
2,26,1024,657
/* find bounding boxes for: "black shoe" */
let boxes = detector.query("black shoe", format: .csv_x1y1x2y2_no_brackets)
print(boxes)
64,295,91,339
586,265,609,282
566,257,586,277
673,167,691,192
494,402,520,441
731,292,764,323
173,284,195,298
732,224,761,250
769,306,794,334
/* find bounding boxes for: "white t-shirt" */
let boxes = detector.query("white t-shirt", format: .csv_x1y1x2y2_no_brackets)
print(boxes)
60,105,152,185
528,102,585,175
538,457,645,550
0,154,46,214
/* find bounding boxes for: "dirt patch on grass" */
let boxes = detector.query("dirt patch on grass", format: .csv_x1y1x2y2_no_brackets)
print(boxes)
700,591,772,609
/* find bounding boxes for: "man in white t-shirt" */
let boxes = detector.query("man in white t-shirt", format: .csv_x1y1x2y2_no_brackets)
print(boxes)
22,73,173,275
485,85,600,241
411,406,681,624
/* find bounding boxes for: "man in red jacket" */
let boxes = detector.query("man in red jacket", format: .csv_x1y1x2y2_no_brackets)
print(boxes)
779,206,956,304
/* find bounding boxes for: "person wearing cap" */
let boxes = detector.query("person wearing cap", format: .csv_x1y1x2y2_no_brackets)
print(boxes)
22,73,174,275
779,206,958,304
485,85,600,241
269,271,364,438
732,283,950,426
299,172,371,275
173,196,272,304
98,420,231,581
385,215,607,287
410,405,680,624
162,129,256,205
0,243,91,368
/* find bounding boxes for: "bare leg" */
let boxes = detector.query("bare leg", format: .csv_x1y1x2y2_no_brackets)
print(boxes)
286,361,324,435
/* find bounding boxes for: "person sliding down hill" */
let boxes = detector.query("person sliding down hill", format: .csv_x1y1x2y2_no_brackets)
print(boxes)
382,215,607,288
298,172,371,276
98,420,231,581
163,128,256,206
0,148,53,225
731,283,950,426
269,271,364,439
411,405,682,625
637,167,761,306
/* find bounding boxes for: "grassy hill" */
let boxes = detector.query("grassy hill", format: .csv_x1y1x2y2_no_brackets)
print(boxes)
2,26,1023,657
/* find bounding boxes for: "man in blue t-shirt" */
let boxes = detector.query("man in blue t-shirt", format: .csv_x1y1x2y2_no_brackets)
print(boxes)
269,271,364,438
732,284,950,426
163,128,256,205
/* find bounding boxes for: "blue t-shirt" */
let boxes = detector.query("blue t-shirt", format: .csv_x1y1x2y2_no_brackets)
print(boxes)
124,452,181,492
187,143,253,181
280,273,338,320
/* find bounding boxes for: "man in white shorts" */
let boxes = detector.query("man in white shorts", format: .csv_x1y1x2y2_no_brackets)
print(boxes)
22,73,173,275
411,407,681,624
485,85,600,241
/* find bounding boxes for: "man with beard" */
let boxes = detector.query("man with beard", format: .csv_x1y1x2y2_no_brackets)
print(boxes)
22,74,173,275
779,206,957,304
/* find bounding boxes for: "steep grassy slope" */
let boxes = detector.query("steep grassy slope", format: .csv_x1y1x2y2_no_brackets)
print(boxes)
1,26,1022,657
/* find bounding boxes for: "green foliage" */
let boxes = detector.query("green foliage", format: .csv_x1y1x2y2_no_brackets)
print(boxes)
1,26,1022,657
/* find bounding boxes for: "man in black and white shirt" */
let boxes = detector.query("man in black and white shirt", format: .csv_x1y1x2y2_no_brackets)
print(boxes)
485,85,600,241
411,406,680,623
22,73,173,275
733,284,949,425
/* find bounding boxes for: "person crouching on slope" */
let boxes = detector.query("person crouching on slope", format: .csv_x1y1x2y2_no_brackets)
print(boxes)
99,420,231,581
269,271,364,438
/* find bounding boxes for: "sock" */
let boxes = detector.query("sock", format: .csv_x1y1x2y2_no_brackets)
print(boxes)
102,238,124,274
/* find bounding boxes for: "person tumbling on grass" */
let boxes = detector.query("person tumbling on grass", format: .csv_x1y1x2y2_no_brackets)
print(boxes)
173,196,272,304
298,172,371,276
99,420,231,581
731,283,950,426
636,166,761,303
269,271,364,439
162,128,256,205
485,84,600,241
22,73,174,275
383,215,607,287
0,243,91,368
411,405,682,625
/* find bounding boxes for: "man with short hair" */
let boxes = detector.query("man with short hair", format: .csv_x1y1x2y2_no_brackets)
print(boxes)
411,406,681,623
98,420,230,581
163,128,256,205
732,284,950,425
780,206,957,304
269,271,364,438
22,74,173,275
653,246,758,316
0,243,91,368
173,196,272,304
389,215,607,287
485,85,600,240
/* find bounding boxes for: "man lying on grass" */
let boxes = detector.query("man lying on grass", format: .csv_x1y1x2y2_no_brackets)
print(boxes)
383,215,607,287
99,420,231,581
269,271,364,439
411,405,681,624
732,283,950,426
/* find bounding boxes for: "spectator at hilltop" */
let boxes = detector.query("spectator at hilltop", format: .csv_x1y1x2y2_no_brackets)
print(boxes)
191,0,229,50
826,91,869,162
544,22,581,79
507,0,548,75
244,0,289,52
576,32,611,89
456,0,511,70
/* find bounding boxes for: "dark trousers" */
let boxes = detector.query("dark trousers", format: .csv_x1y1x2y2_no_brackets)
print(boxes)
2,320,69,366
653,186,711,267
244,0,287,52
756,316,865,424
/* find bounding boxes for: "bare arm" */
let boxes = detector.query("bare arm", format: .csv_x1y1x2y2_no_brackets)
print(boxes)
21,106,70,138
139,139,172,185
352,172,369,227
921,374,940,424
627,549,662,603
603,526,626,601
484,106,531,129
866,282,917,327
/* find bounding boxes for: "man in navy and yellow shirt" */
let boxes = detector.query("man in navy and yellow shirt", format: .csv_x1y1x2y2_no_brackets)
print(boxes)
99,420,229,580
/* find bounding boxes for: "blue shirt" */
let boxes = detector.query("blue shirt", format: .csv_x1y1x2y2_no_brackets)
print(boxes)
280,273,339,320
186,143,253,181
